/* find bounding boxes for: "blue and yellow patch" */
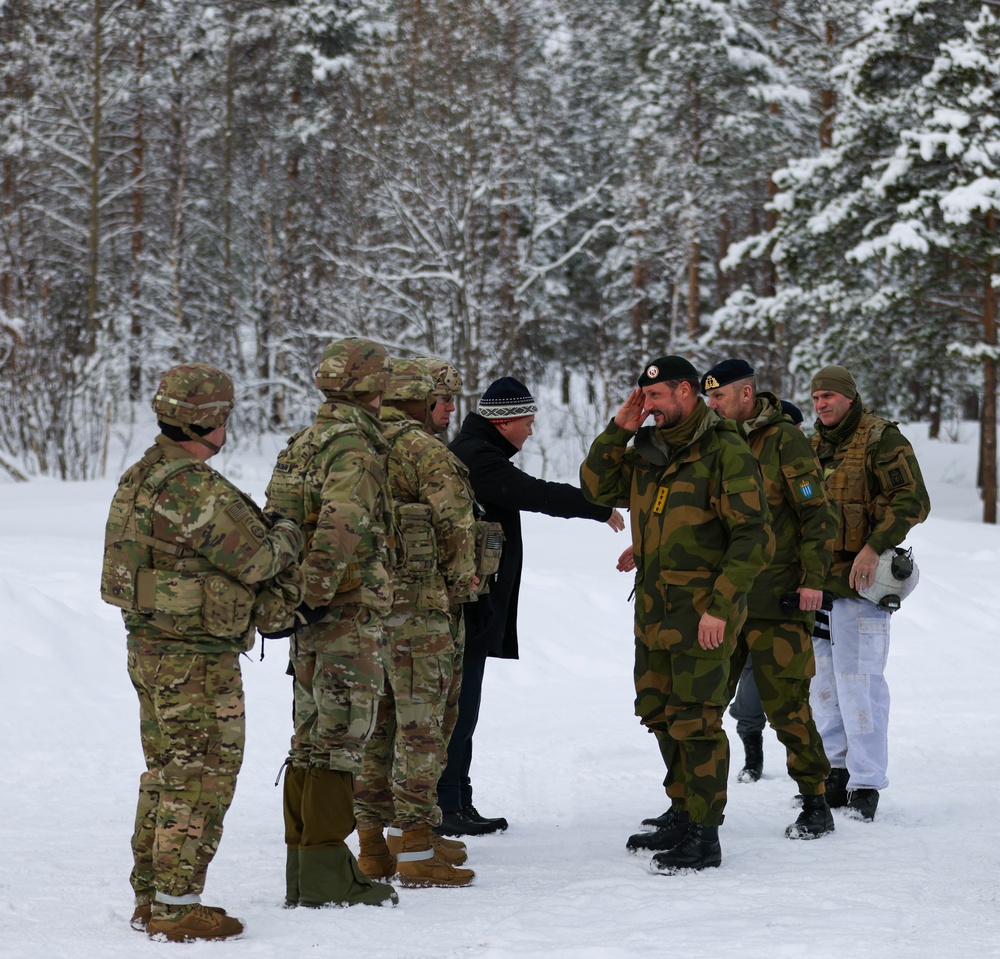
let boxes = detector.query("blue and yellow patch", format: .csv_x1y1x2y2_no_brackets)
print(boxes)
799,479,814,499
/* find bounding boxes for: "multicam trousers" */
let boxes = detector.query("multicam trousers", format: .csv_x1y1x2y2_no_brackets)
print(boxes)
354,606,460,830
288,604,385,775
128,649,245,903
634,637,731,827
728,617,831,792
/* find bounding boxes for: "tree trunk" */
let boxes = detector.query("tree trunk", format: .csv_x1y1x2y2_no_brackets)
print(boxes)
687,237,700,337
819,19,837,150
129,0,146,399
86,0,103,347
981,214,997,523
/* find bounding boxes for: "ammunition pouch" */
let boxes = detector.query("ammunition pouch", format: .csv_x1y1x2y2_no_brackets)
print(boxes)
121,563,256,640
837,502,871,554
201,572,256,638
395,502,437,580
474,520,504,594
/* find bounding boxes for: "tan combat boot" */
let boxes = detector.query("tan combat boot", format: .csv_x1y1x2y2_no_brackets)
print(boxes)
357,827,396,879
386,824,468,866
132,902,228,932
394,826,475,888
147,904,244,942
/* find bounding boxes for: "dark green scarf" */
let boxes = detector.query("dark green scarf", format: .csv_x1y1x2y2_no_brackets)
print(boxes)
815,394,863,458
659,397,710,452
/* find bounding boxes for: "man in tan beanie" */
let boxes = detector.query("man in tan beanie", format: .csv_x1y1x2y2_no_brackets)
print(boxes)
808,366,929,822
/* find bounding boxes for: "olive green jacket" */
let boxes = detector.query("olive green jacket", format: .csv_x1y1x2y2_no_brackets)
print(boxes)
812,406,930,597
739,393,840,620
581,408,774,651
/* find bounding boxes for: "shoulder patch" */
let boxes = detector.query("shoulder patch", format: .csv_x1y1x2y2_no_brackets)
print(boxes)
225,498,267,544
798,478,814,499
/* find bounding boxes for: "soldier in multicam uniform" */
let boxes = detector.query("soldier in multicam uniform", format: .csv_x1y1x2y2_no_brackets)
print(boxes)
102,365,304,942
420,358,472,772
699,359,840,841
581,355,774,874
264,337,398,908
353,358,478,888
808,366,930,822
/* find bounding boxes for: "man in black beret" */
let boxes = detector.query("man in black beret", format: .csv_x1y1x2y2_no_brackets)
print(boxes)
700,358,839,839
583,355,773,873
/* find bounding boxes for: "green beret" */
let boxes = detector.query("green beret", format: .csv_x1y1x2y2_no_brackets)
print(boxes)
637,355,700,387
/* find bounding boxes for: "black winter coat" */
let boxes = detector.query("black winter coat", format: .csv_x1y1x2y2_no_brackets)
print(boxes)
449,413,612,659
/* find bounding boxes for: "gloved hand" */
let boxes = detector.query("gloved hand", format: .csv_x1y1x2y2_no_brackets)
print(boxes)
294,602,330,627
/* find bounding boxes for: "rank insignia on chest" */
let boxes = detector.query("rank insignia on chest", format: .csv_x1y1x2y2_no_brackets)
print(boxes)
799,479,814,499
653,486,669,514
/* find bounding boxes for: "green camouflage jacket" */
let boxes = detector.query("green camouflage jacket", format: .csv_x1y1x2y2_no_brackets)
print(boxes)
812,404,930,597
739,393,840,620
118,435,303,655
381,405,477,611
581,408,774,650
266,400,394,614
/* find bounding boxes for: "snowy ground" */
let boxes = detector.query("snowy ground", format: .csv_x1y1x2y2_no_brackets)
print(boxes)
0,418,997,959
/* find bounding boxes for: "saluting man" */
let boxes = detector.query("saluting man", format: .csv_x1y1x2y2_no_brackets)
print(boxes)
581,356,773,874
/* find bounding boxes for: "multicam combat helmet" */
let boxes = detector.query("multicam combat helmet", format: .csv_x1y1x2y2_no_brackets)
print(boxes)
315,337,391,395
384,357,436,403
151,364,235,430
419,357,463,397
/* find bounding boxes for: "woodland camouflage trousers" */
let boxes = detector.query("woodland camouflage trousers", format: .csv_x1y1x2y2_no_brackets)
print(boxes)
634,637,731,826
728,617,831,792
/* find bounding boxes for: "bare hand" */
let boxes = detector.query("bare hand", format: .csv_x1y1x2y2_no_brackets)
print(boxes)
471,574,481,592
797,587,824,612
698,613,726,650
849,544,880,592
606,508,625,532
616,546,635,572
613,388,648,432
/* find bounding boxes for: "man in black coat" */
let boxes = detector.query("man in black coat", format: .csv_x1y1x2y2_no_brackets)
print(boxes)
436,376,624,836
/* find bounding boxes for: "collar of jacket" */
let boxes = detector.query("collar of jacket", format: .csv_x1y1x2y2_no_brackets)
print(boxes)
316,399,387,446
634,402,718,466
739,391,781,438
458,411,519,459
380,404,422,428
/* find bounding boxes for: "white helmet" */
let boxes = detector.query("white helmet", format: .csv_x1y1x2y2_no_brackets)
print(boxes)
857,547,919,612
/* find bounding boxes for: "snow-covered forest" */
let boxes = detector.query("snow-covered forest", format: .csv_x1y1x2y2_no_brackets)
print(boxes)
0,0,997,502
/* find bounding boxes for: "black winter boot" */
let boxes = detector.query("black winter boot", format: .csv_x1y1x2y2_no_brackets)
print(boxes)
825,768,850,808
785,794,835,839
737,732,763,783
463,805,508,831
650,824,722,874
434,807,506,838
846,788,879,822
641,808,674,827
627,807,690,852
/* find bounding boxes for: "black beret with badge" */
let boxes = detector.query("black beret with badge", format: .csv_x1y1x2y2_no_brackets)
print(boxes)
637,355,700,387
700,358,755,394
